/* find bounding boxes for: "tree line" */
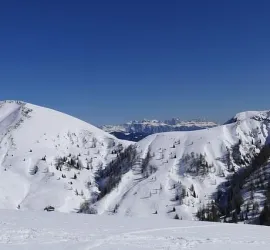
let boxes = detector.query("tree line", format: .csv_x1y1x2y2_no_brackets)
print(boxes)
197,144,270,224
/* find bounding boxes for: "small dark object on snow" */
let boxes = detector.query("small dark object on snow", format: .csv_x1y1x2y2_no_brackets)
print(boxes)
44,206,55,212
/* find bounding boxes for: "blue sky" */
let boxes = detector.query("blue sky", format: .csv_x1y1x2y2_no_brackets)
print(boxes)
0,0,270,125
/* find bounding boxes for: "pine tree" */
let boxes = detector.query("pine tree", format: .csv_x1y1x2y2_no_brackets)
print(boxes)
232,212,238,223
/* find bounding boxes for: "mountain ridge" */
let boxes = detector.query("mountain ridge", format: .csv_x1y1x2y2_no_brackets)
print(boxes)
0,100,131,212
95,108,270,222
101,118,218,141
101,118,218,133
1,100,270,225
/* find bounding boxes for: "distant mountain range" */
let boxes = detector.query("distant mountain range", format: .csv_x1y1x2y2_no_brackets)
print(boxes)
1,100,270,225
100,118,218,141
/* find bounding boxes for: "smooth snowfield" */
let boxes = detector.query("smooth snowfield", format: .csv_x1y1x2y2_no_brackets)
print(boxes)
0,210,270,250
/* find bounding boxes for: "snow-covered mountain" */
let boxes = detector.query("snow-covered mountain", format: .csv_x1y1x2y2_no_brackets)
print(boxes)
1,100,270,224
94,109,270,222
0,100,131,212
101,119,218,141
101,118,217,133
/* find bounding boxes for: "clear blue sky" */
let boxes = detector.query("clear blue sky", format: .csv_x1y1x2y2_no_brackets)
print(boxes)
0,0,270,125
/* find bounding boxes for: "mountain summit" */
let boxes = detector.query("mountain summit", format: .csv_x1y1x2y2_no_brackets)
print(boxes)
0,100,130,212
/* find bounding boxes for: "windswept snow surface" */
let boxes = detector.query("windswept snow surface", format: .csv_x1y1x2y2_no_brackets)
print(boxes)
0,101,130,212
0,210,270,250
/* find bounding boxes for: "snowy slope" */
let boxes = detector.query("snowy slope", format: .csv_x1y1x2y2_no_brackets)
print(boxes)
0,100,130,212
1,100,270,222
0,209,270,250
96,110,270,220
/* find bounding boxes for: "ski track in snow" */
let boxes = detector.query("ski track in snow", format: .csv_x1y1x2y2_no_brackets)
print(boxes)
86,224,219,249
0,210,269,250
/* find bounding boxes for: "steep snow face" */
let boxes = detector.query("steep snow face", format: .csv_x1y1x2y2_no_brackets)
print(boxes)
101,119,218,134
95,110,270,220
0,101,130,212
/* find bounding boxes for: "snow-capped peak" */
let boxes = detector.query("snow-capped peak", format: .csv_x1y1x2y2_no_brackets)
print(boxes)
101,118,218,134
225,110,270,124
